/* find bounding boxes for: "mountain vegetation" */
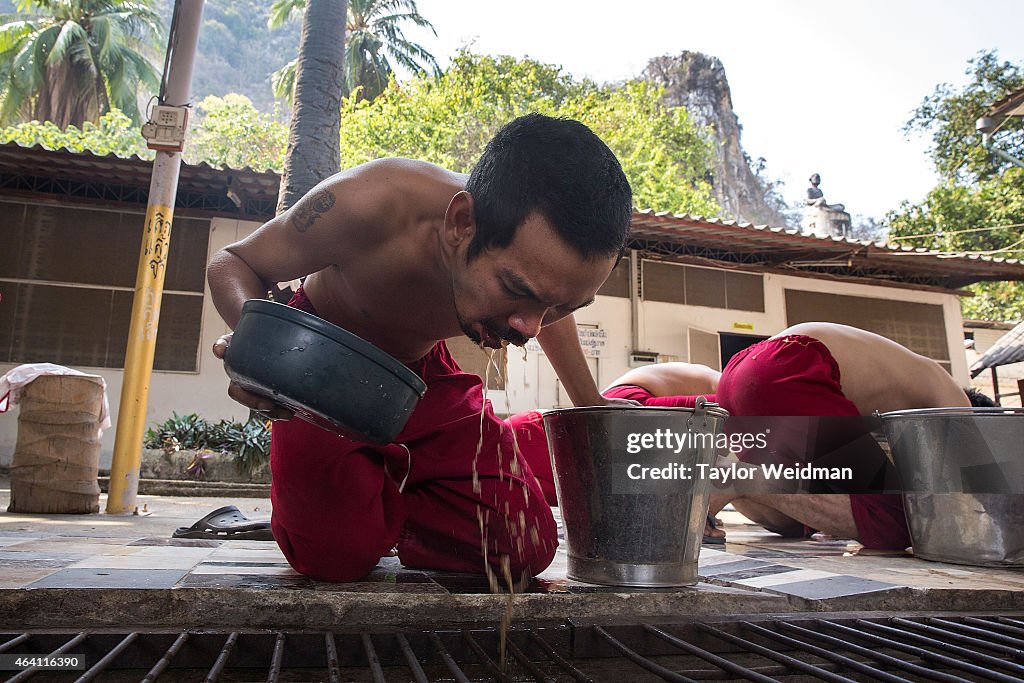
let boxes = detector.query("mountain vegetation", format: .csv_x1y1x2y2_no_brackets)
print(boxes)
172,0,301,112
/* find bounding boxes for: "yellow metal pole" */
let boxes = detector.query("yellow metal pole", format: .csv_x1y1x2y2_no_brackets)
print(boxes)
107,200,176,513
107,0,205,513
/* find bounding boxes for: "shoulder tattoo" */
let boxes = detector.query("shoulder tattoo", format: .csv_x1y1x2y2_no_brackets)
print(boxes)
292,188,337,233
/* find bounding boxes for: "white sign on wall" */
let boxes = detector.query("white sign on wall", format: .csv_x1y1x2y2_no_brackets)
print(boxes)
577,326,607,358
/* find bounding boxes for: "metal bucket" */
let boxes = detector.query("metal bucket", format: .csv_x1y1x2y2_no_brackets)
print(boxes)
878,407,1024,567
542,399,728,586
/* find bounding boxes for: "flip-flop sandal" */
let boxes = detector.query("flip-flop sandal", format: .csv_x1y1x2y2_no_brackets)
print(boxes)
702,513,726,545
172,505,274,541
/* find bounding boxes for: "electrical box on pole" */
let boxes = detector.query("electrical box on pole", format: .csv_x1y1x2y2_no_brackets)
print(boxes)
142,105,190,152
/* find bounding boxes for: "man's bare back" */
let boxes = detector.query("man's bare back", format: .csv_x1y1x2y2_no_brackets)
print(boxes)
778,323,968,413
209,159,468,362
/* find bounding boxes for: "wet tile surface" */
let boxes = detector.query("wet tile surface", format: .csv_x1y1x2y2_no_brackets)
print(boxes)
0,490,1021,607
30,568,191,589
772,575,900,600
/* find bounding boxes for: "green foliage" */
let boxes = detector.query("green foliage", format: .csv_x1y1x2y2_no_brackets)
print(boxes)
887,168,1024,321
0,0,162,127
0,109,150,157
889,51,1024,323
906,50,1024,184
144,412,271,476
1,51,719,217
562,81,718,216
185,94,288,172
339,52,718,215
0,97,287,172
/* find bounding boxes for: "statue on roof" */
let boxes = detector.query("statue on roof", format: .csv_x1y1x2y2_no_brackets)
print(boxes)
802,172,851,238
805,173,845,212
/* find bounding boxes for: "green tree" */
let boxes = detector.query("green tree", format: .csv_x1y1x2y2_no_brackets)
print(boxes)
336,52,718,216
186,94,288,172
268,0,439,103
905,50,1023,184
888,51,1024,321
0,0,162,128
1,52,720,218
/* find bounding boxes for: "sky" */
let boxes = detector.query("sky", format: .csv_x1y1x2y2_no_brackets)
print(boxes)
403,0,1024,221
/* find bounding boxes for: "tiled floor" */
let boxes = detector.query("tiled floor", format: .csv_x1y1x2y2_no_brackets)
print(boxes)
0,482,1022,609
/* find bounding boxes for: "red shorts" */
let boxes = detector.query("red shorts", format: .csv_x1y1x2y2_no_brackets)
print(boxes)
506,385,715,508
717,335,910,550
270,288,557,581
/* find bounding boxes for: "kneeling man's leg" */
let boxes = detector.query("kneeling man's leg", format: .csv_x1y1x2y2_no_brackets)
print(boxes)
270,418,407,582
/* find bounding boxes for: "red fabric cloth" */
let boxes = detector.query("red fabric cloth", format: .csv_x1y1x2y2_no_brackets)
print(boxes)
602,383,717,408
269,288,557,582
505,385,716,508
716,335,911,550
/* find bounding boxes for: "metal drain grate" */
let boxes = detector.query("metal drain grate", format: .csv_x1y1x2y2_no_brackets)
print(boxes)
2,614,1023,682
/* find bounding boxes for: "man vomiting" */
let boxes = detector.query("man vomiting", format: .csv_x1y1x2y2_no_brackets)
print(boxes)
207,114,634,582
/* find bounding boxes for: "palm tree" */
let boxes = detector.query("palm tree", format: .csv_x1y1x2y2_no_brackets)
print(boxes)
277,0,346,213
0,0,162,128
268,0,440,103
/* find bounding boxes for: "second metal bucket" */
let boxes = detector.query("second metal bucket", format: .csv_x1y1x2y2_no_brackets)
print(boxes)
878,407,1024,567
542,400,728,587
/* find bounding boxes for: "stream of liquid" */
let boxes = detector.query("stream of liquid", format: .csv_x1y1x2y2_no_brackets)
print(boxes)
471,341,540,671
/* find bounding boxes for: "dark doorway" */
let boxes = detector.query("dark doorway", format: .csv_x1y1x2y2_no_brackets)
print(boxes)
720,332,769,369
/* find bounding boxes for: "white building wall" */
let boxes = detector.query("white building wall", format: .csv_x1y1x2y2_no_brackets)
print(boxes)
495,266,969,414
0,217,260,468
1,240,973,465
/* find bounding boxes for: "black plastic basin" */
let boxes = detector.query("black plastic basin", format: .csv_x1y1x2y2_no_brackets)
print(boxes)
224,299,427,444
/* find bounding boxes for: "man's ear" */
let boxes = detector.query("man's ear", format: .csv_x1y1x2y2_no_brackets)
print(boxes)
444,191,476,249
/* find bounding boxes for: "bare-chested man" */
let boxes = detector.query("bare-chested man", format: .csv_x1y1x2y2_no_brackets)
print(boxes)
509,322,982,550
708,322,973,549
207,114,633,582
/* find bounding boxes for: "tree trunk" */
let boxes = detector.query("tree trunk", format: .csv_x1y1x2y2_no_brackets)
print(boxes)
276,0,347,214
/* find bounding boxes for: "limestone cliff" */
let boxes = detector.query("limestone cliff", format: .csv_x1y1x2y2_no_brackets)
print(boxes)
642,52,792,227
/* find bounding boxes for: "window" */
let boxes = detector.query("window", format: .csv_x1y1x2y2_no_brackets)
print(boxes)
785,290,951,370
0,200,209,371
642,260,765,312
642,261,686,304
725,271,765,312
686,267,726,308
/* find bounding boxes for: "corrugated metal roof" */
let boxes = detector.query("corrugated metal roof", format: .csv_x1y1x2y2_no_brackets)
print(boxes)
986,85,1024,119
0,141,280,218
970,319,1024,376
629,209,1024,289
3,142,1024,288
